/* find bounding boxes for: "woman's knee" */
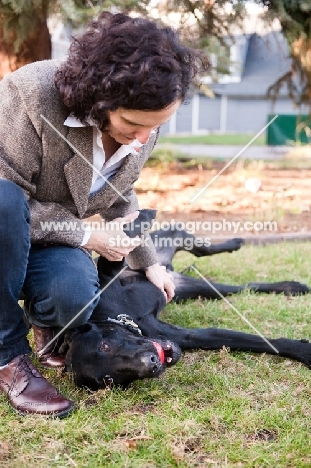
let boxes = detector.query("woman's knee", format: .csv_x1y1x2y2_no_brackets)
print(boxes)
24,246,100,329
57,294,99,328
0,178,26,201
0,179,28,217
28,284,100,329
45,276,100,328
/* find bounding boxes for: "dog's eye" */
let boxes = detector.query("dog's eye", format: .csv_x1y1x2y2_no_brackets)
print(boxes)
101,342,110,352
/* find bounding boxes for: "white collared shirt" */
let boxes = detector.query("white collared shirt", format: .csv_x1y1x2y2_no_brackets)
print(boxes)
64,115,144,194
63,115,150,246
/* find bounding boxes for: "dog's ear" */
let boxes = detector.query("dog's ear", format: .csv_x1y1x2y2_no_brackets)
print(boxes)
124,209,157,238
61,323,95,364
76,323,94,334
58,329,75,355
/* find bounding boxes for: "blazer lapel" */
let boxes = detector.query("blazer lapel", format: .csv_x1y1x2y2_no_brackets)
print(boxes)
64,127,156,215
90,148,145,207
64,126,93,217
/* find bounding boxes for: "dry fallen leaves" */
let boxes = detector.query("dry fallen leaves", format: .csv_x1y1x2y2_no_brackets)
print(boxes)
0,441,10,460
125,436,153,450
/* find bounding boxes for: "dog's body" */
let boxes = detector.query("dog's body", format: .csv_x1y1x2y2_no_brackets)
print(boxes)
62,211,310,389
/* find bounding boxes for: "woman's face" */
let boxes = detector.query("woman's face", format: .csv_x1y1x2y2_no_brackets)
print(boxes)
106,100,181,145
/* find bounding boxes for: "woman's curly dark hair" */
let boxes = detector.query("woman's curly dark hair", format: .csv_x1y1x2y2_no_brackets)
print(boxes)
55,12,210,130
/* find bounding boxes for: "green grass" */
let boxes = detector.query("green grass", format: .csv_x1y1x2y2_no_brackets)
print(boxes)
1,242,311,467
158,133,266,146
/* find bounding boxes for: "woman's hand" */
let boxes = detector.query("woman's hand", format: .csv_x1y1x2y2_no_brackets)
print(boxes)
83,212,141,261
145,263,175,303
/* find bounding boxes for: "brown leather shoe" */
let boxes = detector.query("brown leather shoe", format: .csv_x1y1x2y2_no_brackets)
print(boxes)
32,324,65,369
0,355,75,417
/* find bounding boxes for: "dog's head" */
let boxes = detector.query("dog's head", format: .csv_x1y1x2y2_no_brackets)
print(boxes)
64,321,181,390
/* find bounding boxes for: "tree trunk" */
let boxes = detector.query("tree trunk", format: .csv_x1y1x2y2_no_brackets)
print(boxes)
291,37,311,103
0,17,51,80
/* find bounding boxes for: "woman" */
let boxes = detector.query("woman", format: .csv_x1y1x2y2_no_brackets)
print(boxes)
0,12,209,417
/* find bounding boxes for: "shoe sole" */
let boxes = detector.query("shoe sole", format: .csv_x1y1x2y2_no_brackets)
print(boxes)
13,402,76,418
38,362,65,369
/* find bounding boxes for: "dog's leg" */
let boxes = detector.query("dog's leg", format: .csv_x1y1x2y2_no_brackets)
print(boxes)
151,228,244,270
187,237,245,257
246,281,309,296
172,271,244,301
151,228,309,297
172,273,309,300
139,316,311,368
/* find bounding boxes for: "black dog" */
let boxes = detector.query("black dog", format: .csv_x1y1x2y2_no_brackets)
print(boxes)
62,210,310,390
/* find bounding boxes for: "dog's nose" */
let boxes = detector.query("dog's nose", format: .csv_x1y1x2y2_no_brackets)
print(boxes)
150,353,160,372
140,353,162,375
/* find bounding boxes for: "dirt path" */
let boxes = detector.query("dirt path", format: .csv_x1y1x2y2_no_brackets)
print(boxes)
135,162,311,241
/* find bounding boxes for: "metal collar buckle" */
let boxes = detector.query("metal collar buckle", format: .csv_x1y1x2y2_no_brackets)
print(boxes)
107,314,142,335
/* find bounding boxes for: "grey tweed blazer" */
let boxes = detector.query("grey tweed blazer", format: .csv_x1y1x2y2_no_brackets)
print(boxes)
0,60,159,269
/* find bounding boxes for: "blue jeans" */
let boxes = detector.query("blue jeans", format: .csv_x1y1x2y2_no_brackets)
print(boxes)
0,179,100,366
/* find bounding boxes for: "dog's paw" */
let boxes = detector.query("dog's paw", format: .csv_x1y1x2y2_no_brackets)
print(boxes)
281,281,310,296
223,238,245,253
124,209,157,238
247,281,310,295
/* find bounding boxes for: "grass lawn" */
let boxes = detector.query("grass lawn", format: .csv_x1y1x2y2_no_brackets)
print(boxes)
158,134,266,146
1,242,311,467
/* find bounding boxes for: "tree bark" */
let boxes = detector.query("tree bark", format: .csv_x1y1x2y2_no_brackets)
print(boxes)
291,37,311,102
0,17,51,80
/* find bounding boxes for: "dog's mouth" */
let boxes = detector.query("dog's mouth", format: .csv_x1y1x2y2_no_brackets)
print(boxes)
151,340,181,367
